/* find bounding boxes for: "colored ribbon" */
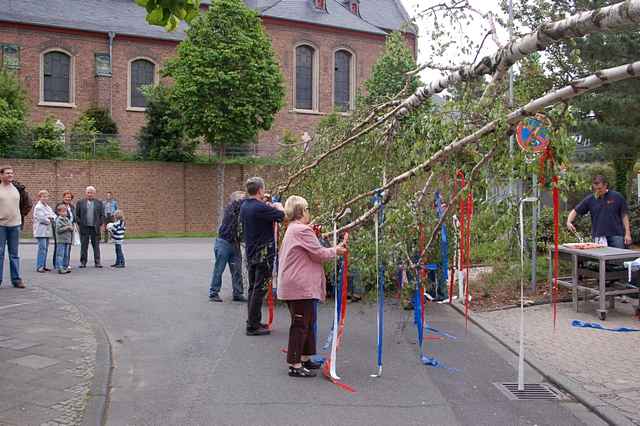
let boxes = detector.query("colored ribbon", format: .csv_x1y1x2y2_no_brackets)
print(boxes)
536,147,560,329
456,171,473,329
552,176,560,330
435,191,449,301
571,320,640,333
267,220,279,330
371,192,385,377
323,233,354,392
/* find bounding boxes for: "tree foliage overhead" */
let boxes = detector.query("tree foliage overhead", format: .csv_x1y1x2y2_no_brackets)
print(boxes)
164,0,284,148
137,85,198,162
134,0,200,32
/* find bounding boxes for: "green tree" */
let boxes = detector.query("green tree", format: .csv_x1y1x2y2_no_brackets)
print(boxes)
164,0,284,150
137,85,197,162
134,0,200,31
364,32,420,106
0,69,27,155
284,32,435,293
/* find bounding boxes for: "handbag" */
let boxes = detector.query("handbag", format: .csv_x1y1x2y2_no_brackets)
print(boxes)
72,224,81,246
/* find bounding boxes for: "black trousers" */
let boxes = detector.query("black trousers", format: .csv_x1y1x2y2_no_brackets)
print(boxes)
286,299,316,364
247,262,271,330
80,225,101,265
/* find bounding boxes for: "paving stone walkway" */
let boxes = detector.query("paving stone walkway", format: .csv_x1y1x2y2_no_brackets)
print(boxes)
0,285,97,426
473,300,640,425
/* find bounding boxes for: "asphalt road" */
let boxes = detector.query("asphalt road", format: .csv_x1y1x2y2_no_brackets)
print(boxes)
20,239,606,425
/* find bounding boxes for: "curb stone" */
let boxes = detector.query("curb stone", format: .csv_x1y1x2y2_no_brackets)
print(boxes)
448,302,633,426
41,287,113,426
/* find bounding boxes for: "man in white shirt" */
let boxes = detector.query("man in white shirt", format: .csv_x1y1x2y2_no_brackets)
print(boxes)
0,166,25,288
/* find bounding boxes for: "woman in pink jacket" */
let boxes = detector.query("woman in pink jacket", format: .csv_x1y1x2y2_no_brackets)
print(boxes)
278,195,347,378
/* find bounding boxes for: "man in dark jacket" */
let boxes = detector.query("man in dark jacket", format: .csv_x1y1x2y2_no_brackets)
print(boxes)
209,191,246,302
240,177,284,336
75,186,104,268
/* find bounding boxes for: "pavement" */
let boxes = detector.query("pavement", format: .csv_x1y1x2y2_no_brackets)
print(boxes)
469,299,640,426
0,286,98,426
2,238,611,425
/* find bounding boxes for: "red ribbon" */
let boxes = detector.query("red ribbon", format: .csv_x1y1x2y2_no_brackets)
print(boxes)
552,175,560,330
538,147,560,329
322,232,355,393
267,223,280,330
455,171,473,330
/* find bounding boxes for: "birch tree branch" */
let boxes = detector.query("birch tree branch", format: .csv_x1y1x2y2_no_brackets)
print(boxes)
397,0,640,118
278,1,640,194
332,60,640,229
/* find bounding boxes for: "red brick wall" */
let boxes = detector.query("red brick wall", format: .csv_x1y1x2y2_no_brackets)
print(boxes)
4,158,287,237
1,19,393,156
257,18,387,154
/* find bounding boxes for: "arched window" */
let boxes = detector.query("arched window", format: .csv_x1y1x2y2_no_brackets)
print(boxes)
43,51,71,103
334,50,352,112
295,45,315,110
129,59,156,109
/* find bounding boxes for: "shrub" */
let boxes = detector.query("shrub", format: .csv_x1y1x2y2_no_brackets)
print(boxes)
31,118,65,159
82,106,118,135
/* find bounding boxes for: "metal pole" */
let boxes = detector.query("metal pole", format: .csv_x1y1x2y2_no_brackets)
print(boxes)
519,196,538,391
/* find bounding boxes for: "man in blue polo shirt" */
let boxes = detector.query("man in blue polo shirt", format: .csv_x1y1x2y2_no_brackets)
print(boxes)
240,177,284,336
567,175,632,248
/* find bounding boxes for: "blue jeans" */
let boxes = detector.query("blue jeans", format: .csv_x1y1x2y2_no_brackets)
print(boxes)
55,243,71,270
209,238,243,297
115,242,125,266
0,225,21,284
607,236,625,249
36,237,50,270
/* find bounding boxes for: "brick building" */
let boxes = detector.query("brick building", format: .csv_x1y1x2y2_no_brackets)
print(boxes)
0,0,415,155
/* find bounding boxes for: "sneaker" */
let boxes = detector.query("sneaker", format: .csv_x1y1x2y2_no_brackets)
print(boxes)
114,264,125,268
12,280,25,288
79,264,86,268
37,268,46,273
232,295,248,302
95,264,103,268
43,267,52,272
209,294,223,302
110,264,118,267
246,328,270,336
258,323,269,330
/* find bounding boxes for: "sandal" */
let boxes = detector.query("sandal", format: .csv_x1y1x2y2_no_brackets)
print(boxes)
288,366,316,378
302,359,322,370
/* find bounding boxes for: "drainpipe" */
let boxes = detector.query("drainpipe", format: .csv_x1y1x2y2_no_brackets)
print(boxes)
108,32,116,117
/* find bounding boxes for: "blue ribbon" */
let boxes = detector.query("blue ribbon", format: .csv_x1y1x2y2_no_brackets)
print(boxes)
435,192,448,298
425,325,458,340
374,192,385,372
571,319,640,333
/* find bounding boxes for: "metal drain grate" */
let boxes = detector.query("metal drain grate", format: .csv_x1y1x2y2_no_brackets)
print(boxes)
493,383,568,401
